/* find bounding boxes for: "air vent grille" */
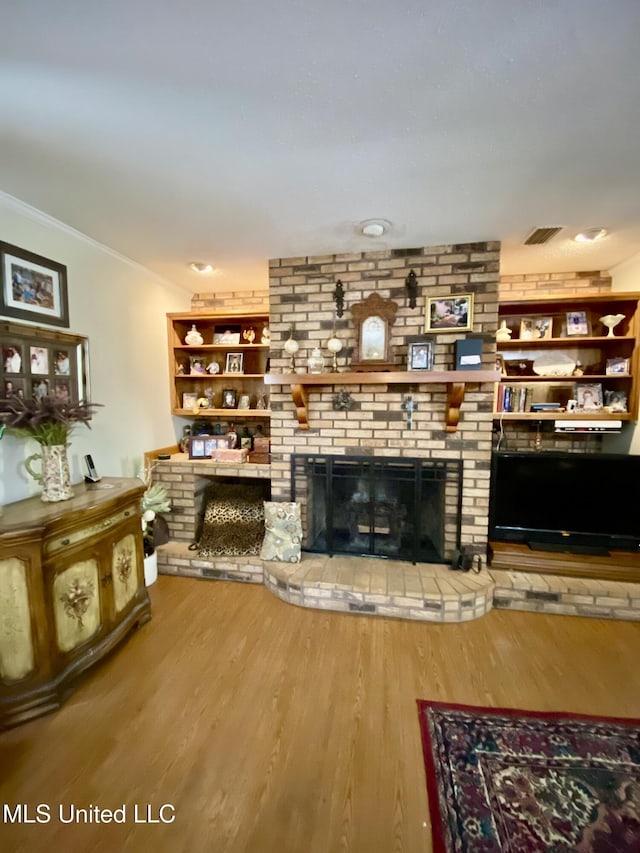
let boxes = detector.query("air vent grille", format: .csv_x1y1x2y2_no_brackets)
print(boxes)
524,226,564,245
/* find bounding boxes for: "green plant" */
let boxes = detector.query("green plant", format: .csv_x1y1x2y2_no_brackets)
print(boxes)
139,463,171,557
0,395,102,446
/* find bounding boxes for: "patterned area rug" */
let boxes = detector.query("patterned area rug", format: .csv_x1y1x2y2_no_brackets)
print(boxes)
417,700,640,852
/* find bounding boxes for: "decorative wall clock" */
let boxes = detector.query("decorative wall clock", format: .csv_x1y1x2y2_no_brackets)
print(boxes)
350,293,398,371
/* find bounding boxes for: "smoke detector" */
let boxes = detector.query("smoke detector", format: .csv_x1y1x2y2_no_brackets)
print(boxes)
188,262,214,273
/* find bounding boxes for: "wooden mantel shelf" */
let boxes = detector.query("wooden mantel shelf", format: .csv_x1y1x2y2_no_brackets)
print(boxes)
264,370,499,431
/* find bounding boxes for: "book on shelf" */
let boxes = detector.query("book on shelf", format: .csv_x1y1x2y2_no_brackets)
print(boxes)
496,385,531,413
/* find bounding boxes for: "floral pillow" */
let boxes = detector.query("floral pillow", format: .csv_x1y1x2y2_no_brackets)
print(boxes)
260,502,302,563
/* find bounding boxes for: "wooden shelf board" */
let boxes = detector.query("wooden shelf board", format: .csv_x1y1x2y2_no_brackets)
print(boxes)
493,412,632,421
489,541,640,583
500,374,632,382
265,369,499,431
264,369,499,386
174,344,270,351
174,408,271,417
175,373,265,379
498,335,634,347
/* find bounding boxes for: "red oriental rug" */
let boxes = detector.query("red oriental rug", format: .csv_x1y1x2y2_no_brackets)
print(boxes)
417,699,640,853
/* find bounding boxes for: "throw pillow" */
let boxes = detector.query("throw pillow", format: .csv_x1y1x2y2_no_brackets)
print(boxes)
260,501,302,563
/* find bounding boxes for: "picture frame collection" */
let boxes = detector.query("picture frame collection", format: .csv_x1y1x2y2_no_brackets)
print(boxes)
1,321,89,403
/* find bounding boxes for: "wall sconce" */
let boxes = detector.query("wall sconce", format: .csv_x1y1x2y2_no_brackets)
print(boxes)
405,269,419,309
334,280,345,318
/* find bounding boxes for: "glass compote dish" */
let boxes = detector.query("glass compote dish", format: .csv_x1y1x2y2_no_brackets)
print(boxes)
599,313,625,337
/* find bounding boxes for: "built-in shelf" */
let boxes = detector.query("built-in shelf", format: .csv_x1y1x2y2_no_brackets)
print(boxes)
264,370,500,432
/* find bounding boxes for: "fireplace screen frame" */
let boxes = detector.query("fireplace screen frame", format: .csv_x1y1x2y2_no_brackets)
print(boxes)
290,454,463,564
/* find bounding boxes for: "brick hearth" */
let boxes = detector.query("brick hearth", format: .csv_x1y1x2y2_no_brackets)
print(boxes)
156,543,640,623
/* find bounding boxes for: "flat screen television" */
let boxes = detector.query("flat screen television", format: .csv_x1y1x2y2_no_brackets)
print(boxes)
489,450,640,555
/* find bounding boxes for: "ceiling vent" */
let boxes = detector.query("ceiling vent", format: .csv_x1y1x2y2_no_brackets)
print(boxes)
523,226,564,245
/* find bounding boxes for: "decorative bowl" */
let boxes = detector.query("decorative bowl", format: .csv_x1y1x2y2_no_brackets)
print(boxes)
532,352,576,377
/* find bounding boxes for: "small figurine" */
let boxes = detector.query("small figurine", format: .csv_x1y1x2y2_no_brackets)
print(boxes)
227,423,238,448
261,325,271,345
243,327,256,345
495,320,512,342
185,324,204,346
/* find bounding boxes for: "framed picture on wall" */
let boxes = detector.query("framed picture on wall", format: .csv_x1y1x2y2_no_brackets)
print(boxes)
0,241,70,328
425,294,473,332
0,320,89,404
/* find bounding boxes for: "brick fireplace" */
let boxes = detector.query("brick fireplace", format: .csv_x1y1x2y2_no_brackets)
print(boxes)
267,242,500,563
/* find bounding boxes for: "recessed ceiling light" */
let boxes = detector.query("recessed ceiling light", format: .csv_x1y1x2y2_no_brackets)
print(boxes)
188,262,214,273
574,228,608,243
359,219,391,237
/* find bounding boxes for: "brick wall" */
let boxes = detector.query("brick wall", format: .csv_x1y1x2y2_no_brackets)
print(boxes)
191,289,269,313
267,242,501,556
499,271,611,300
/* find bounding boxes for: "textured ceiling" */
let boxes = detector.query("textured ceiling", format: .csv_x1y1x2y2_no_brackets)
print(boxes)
1,1,640,294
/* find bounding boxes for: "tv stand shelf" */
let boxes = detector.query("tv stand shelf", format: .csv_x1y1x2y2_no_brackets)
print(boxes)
488,541,640,583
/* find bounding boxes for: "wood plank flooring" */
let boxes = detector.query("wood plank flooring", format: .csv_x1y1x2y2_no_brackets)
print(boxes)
2,575,640,853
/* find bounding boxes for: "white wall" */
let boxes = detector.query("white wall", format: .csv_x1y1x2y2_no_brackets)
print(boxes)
0,194,190,504
603,249,640,453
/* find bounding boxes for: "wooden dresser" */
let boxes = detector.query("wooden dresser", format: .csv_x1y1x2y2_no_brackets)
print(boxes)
0,477,151,729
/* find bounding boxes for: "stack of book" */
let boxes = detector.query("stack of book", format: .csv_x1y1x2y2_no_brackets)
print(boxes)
496,385,532,412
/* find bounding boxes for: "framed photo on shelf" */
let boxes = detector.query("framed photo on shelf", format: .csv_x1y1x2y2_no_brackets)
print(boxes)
0,241,70,328
224,352,244,374
406,335,434,371
182,392,198,410
575,382,603,411
606,357,630,375
425,294,473,332
566,310,590,336
533,316,553,340
604,389,628,413
519,318,534,340
221,388,237,409
188,436,212,460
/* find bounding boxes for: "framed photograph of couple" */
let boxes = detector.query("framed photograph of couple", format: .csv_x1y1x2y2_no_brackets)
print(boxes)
0,241,69,328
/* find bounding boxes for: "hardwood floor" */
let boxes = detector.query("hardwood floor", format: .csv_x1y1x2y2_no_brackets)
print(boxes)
2,575,640,853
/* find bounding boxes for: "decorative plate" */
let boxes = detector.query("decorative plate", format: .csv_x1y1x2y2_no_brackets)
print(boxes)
532,352,576,377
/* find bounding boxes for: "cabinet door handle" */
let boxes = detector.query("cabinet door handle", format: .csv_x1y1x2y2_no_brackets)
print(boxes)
61,538,70,546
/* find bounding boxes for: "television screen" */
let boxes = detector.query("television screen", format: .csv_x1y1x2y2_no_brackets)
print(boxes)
489,451,640,554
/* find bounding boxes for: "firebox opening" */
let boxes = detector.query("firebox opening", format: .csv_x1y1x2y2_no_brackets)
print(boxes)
291,455,462,564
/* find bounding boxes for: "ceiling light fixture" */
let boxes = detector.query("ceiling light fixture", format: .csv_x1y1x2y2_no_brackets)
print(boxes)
188,262,214,273
359,219,391,237
574,228,609,243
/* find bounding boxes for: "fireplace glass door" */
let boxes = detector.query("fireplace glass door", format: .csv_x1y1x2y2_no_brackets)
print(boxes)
291,455,462,564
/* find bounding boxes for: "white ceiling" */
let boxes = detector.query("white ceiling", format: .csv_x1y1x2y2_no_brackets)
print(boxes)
2,1,640,294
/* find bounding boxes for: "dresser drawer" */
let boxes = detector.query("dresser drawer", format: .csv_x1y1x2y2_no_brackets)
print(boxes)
45,504,139,556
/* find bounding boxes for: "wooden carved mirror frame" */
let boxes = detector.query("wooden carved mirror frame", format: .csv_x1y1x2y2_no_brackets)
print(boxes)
350,293,398,371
